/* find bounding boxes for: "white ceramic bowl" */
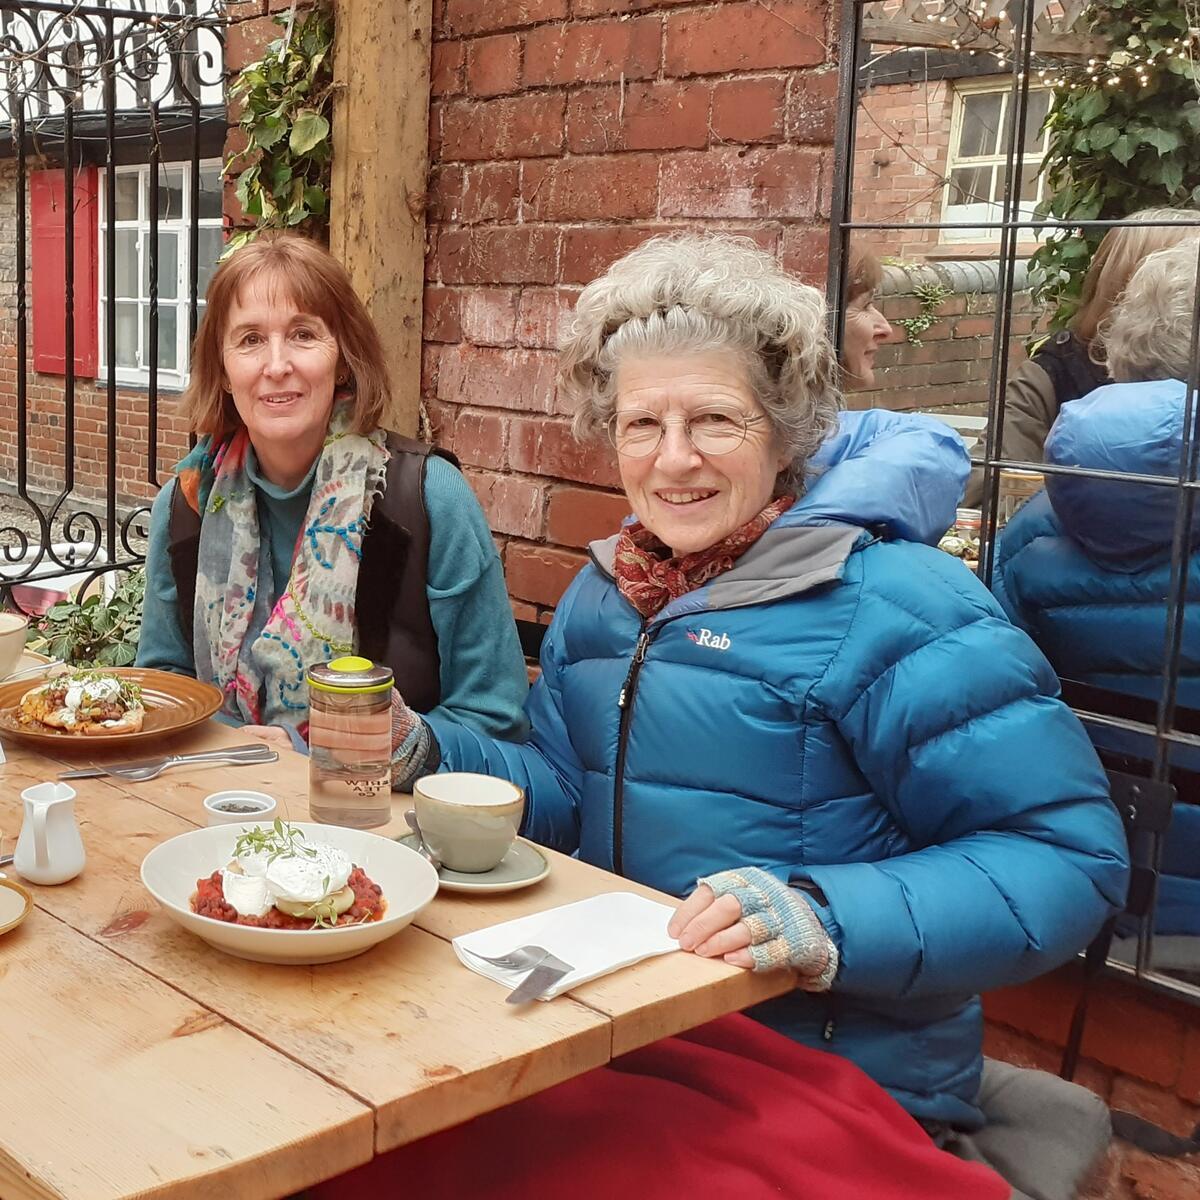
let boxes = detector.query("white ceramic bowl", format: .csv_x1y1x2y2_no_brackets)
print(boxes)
141,821,439,965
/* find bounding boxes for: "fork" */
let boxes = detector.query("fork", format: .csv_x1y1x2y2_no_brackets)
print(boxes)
466,944,568,972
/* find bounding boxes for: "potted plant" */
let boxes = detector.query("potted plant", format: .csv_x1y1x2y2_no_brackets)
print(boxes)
26,568,145,668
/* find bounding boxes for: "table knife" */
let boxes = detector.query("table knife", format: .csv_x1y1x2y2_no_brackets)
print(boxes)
505,958,573,1004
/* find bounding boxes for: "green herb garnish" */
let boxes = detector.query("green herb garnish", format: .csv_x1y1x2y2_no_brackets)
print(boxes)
233,818,318,865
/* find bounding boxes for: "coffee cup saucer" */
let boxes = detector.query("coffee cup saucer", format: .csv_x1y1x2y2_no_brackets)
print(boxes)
396,834,550,894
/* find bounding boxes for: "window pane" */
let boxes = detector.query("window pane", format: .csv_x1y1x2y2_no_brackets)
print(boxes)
196,226,223,298
1022,91,1052,155
114,174,139,221
115,302,138,368
197,165,223,220
1019,162,1042,202
142,231,179,301
156,165,185,221
144,305,178,371
114,229,138,298
957,92,1004,158
948,166,991,206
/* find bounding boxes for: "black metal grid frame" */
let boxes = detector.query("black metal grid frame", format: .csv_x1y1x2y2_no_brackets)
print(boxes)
827,0,1200,1006
0,0,224,596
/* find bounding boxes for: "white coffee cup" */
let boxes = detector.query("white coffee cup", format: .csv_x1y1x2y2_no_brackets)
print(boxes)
412,773,524,873
0,612,30,680
203,790,278,828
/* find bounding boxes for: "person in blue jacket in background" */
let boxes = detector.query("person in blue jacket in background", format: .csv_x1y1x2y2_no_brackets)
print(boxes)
994,239,1200,952
382,234,1128,1187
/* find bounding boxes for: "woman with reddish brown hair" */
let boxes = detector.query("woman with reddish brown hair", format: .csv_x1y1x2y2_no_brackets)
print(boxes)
137,232,528,770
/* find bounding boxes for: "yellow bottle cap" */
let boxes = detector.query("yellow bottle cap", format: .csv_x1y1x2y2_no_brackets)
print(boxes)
306,657,394,695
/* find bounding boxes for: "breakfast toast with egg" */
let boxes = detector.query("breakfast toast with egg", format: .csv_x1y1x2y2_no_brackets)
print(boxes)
17,669,145,735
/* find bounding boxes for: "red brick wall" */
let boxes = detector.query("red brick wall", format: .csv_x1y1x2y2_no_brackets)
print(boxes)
423,0,839,625
854,286,1040,416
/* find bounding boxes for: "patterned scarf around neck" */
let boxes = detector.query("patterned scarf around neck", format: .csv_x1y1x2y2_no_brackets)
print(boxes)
613,495,795,619
176,401,387,730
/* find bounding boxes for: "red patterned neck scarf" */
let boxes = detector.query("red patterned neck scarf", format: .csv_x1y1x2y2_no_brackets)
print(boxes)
613,495,795,619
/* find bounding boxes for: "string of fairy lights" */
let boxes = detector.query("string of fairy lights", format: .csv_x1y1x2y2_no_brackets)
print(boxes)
893,0,1200,92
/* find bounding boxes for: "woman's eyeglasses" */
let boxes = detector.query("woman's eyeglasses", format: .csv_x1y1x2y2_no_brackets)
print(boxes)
607,407,766,458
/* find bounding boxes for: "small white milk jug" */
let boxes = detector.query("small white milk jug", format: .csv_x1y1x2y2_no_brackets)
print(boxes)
14,782,85,885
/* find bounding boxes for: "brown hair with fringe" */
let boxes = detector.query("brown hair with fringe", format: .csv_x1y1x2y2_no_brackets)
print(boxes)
183,232,392,442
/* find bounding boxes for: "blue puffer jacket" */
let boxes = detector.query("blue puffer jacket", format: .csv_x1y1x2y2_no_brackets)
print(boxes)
993,379,1200,705
428,409,1128,1128
994,380,1200,935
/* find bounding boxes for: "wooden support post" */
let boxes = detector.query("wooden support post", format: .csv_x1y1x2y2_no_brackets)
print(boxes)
330,0,432,437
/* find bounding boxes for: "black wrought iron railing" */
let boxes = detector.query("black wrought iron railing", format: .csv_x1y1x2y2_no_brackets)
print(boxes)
0,0,224,599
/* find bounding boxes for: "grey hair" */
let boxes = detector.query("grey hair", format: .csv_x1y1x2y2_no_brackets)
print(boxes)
1101,240,1200,383
559,233,842,494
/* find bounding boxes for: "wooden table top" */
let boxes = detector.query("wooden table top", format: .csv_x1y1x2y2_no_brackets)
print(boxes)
0,718,792,1200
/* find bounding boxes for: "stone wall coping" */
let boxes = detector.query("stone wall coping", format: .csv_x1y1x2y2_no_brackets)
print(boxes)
880,258,1031,297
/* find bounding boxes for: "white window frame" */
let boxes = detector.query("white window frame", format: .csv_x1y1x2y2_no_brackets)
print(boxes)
940,81,1051,243
98,159,224,389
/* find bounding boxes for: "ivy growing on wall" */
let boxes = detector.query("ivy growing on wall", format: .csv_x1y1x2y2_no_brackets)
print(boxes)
224,4,333,253
1027,0,1200,329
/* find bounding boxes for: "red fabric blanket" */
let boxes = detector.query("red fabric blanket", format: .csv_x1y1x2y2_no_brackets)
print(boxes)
310,1014,1009,1200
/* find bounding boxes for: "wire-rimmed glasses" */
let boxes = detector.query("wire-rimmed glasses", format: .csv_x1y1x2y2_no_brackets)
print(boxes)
606,406,766,458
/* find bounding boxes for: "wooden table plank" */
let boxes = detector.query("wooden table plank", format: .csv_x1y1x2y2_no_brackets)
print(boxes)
0,910,371,1200
0,754,613,1157
6,722,795,1057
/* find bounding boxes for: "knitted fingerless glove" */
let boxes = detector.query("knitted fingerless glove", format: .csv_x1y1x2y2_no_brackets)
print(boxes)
389,690,440,792
698,866,839,992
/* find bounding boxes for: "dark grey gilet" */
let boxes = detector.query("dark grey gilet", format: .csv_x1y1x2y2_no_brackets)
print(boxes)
166,433,458,714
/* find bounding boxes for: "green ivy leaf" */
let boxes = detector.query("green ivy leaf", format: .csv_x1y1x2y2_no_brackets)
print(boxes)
1139,127,1183,155
254,115,288,150
303,186,327,215
1089,123,1120,149
1074,90,1110,124
289,110,330,156
1110,133,1138,165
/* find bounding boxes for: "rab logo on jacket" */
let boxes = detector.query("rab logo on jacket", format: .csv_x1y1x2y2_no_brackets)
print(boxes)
686,628,731,650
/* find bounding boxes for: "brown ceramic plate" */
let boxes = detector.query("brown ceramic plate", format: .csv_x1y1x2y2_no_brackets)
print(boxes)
0,668,223,750
0,877,32,936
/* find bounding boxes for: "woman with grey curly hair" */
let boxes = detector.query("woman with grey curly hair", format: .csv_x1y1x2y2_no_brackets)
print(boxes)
379,233,1125,1186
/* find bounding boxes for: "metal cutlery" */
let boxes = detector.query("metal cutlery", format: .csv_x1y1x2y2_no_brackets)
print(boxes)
464,943,575,1003
58,743,278,783
505,955,574,1004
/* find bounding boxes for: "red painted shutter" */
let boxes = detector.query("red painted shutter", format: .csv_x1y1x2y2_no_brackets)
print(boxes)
30,166,99,376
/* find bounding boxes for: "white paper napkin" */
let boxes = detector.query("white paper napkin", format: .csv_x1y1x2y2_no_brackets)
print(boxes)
453,891,680,1000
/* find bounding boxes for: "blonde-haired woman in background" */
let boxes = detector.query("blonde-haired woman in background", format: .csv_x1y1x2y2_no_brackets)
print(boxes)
965,207,1200,505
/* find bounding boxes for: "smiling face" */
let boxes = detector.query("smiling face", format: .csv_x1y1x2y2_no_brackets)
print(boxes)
613,351,788,557
841,291,891,388
221,273,341,488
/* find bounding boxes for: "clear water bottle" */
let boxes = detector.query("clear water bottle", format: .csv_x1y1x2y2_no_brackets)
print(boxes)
307,656,394,829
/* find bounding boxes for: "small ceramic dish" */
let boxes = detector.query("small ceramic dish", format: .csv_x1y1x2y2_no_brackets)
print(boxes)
396,834,550,894
0,876,33,937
